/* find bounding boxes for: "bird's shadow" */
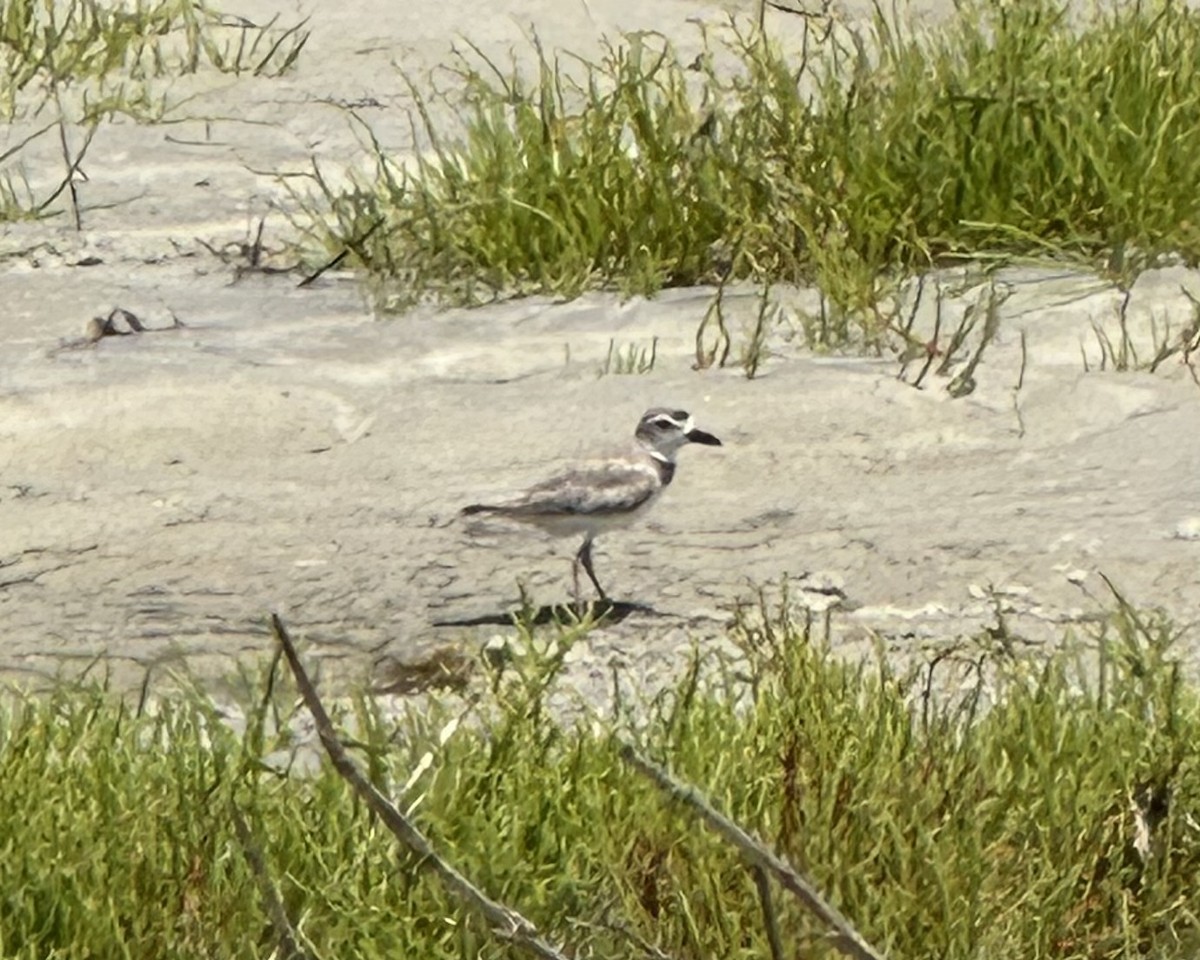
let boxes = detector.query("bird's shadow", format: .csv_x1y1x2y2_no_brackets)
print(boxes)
434,598,656,628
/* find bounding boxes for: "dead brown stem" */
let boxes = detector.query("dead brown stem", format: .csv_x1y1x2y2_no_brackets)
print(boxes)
270,614,573,960
230,802,314,960
619,743,888,960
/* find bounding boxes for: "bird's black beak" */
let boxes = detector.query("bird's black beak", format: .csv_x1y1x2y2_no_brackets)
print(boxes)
686,428,722,446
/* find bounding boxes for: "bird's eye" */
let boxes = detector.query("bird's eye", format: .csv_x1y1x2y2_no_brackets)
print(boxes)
652,417,679,430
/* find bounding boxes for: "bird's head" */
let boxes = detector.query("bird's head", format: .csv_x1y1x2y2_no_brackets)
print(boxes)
635,407,722,459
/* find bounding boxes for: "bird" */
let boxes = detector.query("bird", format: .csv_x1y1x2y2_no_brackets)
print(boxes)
461,407,722,603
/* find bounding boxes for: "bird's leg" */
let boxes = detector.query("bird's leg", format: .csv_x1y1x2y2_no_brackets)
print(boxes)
576,534,608,604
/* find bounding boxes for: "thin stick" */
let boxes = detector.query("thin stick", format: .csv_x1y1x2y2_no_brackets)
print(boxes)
753,864,785,960
39,116,98,227
298,216,384,287
230,802,314,960
910,277,941,390
270,614,572,960
619,744,888,960
1011,328,1027,438
0,119,56,164
57,115,81,230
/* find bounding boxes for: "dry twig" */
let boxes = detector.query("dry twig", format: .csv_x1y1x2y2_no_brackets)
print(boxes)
753,864,785,960
298,216,384,287
270,614,573,960
620,744,888,960
230,802,314,960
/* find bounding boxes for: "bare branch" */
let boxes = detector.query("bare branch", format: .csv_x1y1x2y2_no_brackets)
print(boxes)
230,802,314,960
753,864,785,960
270,614,573,960
298,216,384,287
619,744,888,960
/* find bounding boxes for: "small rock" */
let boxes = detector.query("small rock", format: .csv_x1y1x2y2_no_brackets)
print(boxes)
1172,517,1200,541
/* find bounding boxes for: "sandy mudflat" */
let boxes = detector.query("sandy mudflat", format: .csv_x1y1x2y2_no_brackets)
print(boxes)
1,0,1198,698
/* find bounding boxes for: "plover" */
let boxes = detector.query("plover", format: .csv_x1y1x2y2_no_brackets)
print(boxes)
462,407,722,602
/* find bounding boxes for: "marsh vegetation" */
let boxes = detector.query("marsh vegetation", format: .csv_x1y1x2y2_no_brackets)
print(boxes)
2,588,1199,958
293,0,1200,352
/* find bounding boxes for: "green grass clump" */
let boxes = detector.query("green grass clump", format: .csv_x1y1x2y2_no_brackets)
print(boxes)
0,0,308,119
600,336,658,375
2,591,1200,958
296,0,1200,343
0,0,308,222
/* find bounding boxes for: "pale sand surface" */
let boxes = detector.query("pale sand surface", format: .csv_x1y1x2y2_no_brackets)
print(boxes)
2,0,1199,698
